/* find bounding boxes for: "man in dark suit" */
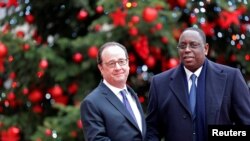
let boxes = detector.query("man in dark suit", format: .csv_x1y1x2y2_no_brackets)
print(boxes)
80,42,146,141
146,27,250,141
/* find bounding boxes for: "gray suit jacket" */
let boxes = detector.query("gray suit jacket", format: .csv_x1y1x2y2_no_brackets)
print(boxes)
146,59,250,141
81,81,146,141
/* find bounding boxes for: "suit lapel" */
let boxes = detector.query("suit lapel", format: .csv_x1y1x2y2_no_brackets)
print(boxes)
205,60,227,124
169,65,191,115
99,83,141,131
128,86,146,137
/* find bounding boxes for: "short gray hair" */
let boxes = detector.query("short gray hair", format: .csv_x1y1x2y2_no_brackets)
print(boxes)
97,42,128,64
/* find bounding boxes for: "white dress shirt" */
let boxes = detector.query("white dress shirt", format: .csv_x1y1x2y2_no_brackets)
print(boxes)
184,66,202,93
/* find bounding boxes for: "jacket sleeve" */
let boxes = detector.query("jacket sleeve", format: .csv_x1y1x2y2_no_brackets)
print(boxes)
146,76,162,141
80,99,111,141
231,69,250,124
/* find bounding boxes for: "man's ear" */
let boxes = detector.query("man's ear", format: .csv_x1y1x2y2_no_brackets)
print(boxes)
205,43,209,56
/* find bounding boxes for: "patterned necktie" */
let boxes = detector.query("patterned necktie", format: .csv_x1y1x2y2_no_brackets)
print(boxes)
190,74,197,115
120,90,136,121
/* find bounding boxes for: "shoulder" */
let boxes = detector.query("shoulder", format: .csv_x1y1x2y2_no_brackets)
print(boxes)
83,86,104,102
208,60,239,73
152,66,180,81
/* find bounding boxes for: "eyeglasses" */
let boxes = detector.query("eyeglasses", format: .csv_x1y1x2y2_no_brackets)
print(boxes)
103,58,128,68
177,42,201,50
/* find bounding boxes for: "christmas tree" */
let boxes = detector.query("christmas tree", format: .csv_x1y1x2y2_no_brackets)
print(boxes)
0,0,249,140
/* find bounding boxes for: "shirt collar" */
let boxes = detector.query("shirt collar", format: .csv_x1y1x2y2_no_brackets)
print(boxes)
103,79,127,95
184,66,203,80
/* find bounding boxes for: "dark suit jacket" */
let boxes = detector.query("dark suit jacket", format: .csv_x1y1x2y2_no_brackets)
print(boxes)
80,81,146,141
146,59,250,141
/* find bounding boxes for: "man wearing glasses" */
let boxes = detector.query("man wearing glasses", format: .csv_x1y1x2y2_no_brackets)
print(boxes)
146,27,250,141
80,42,146,141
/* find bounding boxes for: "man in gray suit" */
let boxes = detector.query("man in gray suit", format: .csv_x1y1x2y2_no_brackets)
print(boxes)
146,27,250,141
80,42,146,141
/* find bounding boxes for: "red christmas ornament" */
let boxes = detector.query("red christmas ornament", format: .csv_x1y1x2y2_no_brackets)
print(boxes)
236,43,241,49
245,54,250,61
34,35,43,44
128,53,136,63
240,24,247,33
7,92,15,101
161,36,169,44
129,63,137,74
145,55,156,69
16,30,25,38
9,72,16,79
1,126,20,141
132,36,150,60
28,89,43,103
11,81,17,89
53,95,69,105
130,15,140,24
168,58,179,68
67,82,79,95
77,9,88,21
177,0,187,8
45,129,52,136
72,52,83,63
155,23,163,30
151,46,162,60
142,7,158,23
22,87,29,95
70,131,78,138
162,57,172,71
189,14,197,24
37,70,44,78
39,59,49,69
230,54,237,62
172,28,181,41
128,27,138,36
200,22,215,37
48,85,63,98
32,104,43,114
131,2,138,8
94,24,101,32
139,96,145,103
77,119,83,129
110,8,127,26
0,2,6,7
122,0,128,7
96,5,104,14
0,42,8,58
6,0,18,7
166,0,177,9
88,46,98,59
22,43,30,51
25,14,35,24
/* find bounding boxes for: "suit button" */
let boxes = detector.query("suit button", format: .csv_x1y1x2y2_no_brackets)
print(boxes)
183,114,187,119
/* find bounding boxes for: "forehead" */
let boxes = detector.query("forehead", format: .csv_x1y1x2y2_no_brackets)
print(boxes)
102,46,126,60
179,30,203,43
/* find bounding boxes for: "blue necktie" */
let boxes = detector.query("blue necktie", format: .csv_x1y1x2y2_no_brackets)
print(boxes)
190,74,197,116
120,90,136,121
